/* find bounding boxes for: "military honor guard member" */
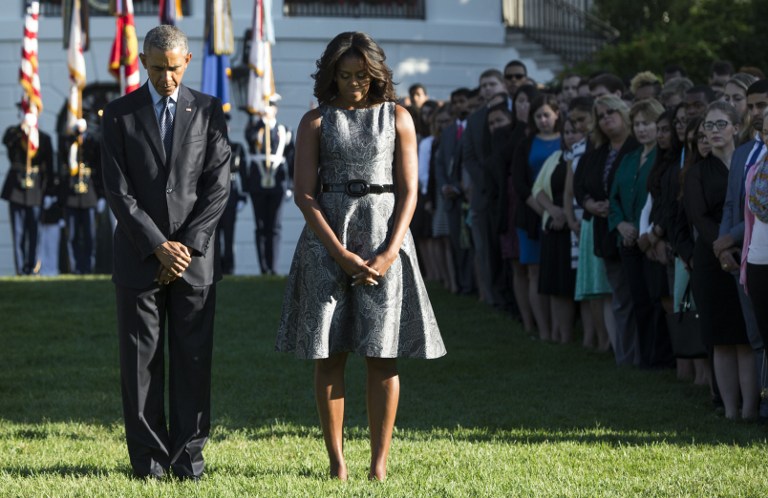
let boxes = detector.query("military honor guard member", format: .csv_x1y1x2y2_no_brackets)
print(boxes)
244,98,295,275
2,118,53,275
60,119,103,274
215,132,248,274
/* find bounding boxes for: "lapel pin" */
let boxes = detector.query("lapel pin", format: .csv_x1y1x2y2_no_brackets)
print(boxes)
186,107,192,112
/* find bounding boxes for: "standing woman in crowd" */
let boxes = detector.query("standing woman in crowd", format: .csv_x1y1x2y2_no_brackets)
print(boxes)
511,94,562,341
743,107,768,388
684,101,758,419
277,32,446,479
609,98,671,369
533,118,581,343
574,95,639,365
513,85,540,127
722,73,758,144
565,96,612,351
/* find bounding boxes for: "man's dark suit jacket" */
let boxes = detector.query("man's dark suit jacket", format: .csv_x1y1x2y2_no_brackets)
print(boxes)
101,83,231,289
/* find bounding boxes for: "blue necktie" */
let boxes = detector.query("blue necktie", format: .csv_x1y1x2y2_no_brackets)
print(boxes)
159,96,174,159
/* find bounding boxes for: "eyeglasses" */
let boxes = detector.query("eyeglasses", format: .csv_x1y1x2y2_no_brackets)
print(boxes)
597,108,617,121
702,120,731,131
505,73,526,81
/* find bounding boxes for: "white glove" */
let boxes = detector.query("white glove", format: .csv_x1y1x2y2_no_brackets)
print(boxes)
237,199,246,212
43,196,56,209
97,198,107,213
284,189,293,201
58,219,66,228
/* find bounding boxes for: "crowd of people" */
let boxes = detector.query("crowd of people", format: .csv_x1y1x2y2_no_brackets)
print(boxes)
407,59,768,422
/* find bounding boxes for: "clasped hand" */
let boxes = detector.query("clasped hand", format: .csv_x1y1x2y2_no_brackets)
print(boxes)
154,241,192,285
339,249,394,287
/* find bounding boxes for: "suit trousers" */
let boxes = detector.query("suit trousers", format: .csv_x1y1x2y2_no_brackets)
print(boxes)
251,188,284,274
66,207,95,274
115,281,216,479
604,256,639,366
9,203,40,275
447,201,475,294
470,208,503,305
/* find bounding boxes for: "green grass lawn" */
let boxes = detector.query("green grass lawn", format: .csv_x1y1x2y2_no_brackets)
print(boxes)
0,275,766,497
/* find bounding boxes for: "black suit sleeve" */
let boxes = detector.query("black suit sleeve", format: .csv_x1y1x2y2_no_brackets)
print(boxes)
175,100,231,255
101,104,168,260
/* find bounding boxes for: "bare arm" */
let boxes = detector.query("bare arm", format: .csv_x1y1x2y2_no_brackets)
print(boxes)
365,105,419,278
292,109,379,285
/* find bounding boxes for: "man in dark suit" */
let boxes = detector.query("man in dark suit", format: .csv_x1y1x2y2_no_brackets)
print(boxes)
435,87,473,294
101,25,230,480
462,69,508,307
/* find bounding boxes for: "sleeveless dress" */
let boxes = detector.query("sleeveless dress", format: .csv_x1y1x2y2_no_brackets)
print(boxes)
276,102,446,360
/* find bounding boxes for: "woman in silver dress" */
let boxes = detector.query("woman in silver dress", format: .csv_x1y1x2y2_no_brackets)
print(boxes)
276,32,446,481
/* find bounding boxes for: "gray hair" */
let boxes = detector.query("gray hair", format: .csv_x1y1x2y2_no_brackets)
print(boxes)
143,25,189,54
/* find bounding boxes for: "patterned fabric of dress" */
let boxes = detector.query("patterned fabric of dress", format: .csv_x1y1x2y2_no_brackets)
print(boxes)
276,102,446,360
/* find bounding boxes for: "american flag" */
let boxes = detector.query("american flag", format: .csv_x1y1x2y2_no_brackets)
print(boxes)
66,0,87,133
19,0,42,157
247,0,275,115
109,0,140,95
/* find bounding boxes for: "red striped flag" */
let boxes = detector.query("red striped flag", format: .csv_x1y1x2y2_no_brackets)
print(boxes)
109,0,140,95
19,1,42,157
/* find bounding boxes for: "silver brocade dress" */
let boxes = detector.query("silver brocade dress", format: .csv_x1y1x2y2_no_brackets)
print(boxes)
276,102,446,360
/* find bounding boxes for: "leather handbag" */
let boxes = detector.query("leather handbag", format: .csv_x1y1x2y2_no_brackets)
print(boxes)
666,284,707,358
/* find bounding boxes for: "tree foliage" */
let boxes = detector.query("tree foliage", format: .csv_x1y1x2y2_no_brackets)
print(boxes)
575,0,768,85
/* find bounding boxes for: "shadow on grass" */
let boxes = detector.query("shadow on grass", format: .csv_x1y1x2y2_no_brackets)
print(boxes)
0,464,125,478
1,276,765,449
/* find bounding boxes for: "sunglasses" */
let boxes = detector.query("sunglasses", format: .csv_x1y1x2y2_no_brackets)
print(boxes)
505,73,526,80
702,120,731,131
597,108,618,121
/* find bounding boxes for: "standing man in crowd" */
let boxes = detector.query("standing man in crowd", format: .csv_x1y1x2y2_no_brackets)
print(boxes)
503,60,528,98
462,69,508,307
2,116,53,275
244,98,294,275
101,25,230,480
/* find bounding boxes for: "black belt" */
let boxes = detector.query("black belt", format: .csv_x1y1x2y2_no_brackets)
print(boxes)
321,180,394,197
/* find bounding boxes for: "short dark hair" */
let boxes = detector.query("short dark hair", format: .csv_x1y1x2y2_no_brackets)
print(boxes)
450,87,471,101
747,79,768,97
663,64,687,78
710,60,734,77
568,96,594,114
468,87,480,99
589,73,626,96
686,85,715,102
504,60,527,75
312,32,396,106
408,83,426,98
487,103,512,120
479,69,504,85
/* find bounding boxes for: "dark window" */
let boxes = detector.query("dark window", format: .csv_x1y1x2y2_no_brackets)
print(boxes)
283,0,425,20
35,0,191,17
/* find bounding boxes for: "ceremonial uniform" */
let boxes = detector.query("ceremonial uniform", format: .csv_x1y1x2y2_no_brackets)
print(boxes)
244,118,294,275
1,125,53,275
59,131,103,274
215,141,247,274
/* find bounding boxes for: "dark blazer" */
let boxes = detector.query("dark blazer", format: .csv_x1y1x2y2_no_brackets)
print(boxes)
573,136,639,259
1,125,54,206
461,107,491,212
434,122,464,212
101,83,231,289
719,138,762,243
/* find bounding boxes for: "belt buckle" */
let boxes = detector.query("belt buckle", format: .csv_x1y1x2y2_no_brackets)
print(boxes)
345,179,369,197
